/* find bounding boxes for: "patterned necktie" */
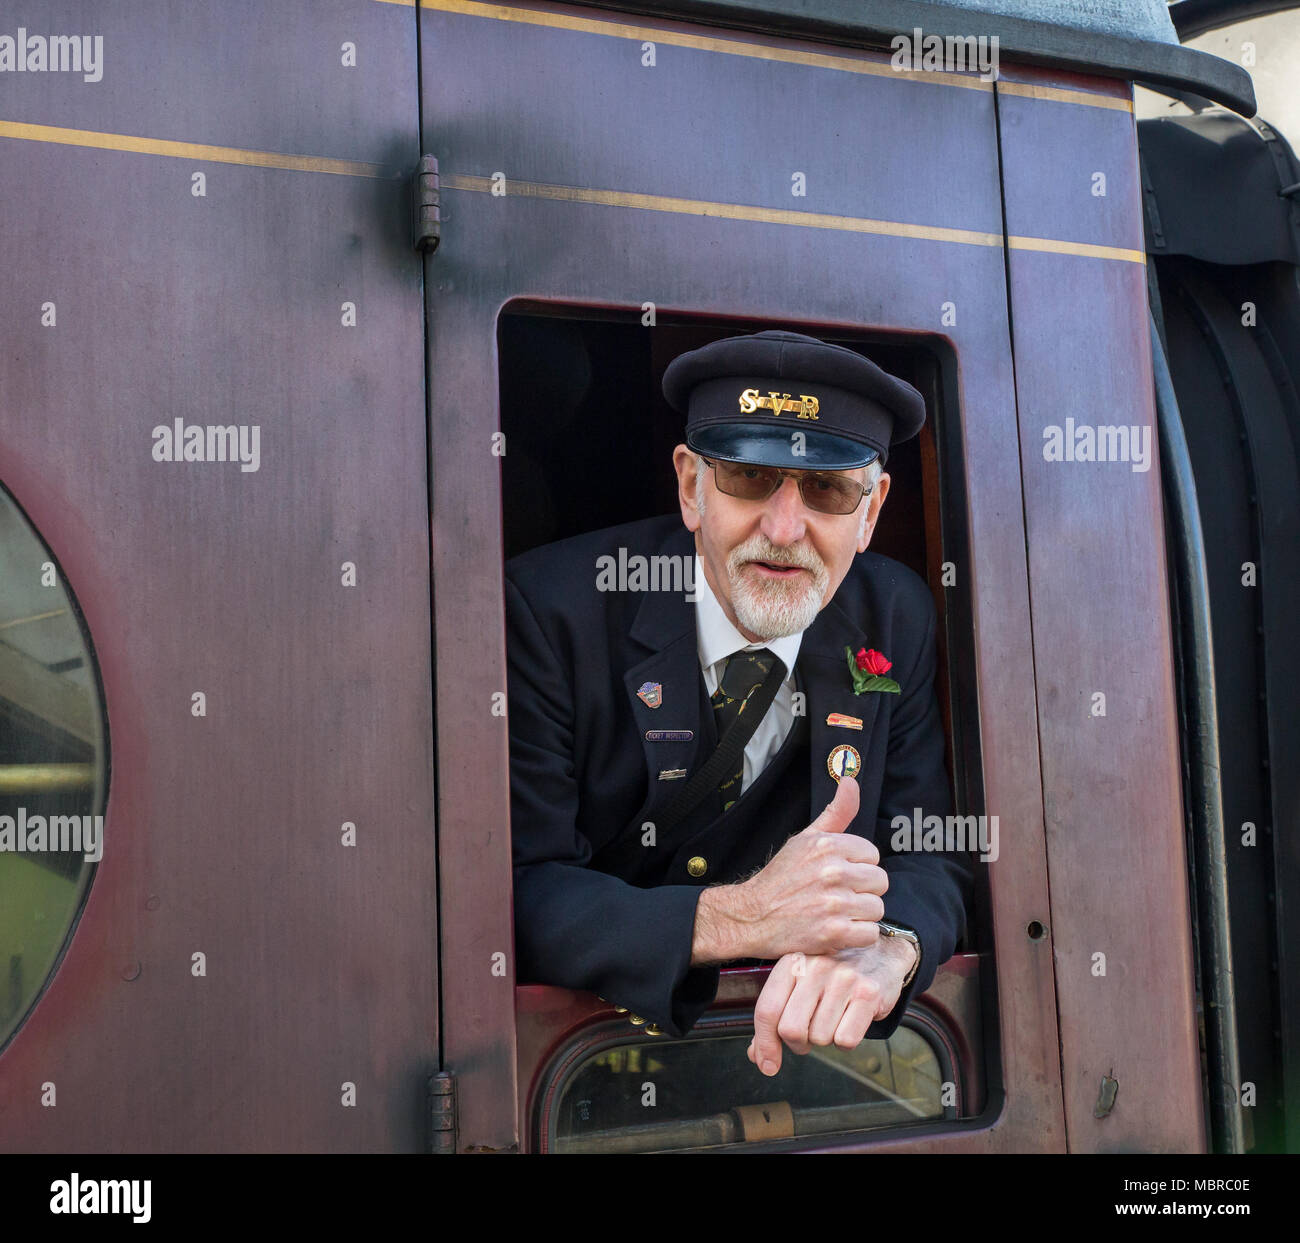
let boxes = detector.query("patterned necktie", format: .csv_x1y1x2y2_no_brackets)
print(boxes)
710,648,781,814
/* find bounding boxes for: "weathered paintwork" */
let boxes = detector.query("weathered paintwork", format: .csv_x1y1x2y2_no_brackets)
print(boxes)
997,59,1202,1153
419,0,1063,1152
0,0,1200,1155
0,0,437,1151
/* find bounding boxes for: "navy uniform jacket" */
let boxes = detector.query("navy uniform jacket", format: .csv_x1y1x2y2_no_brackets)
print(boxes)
506,513,971,1038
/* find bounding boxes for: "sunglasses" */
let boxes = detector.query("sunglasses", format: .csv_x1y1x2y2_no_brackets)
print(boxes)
700,456,873,515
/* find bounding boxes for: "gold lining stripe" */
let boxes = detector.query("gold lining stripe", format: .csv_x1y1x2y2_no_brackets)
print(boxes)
998,80,1133,112
1008,233,1145,264
0,119,394,178
394,0,991,92
0,118,1143,262
387,0,1136,111
443,174,1003,247
443,173,1146,263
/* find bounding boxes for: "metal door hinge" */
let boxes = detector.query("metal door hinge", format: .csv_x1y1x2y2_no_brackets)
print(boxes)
413,155,441,254
428,1069,456,1153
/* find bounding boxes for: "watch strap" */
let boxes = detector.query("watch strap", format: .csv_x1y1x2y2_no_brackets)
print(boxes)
879,920,922,988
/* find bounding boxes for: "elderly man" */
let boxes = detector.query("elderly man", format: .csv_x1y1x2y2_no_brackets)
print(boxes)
506,329,971,1076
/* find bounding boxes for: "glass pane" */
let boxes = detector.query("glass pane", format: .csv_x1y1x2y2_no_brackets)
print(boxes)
549,1022,949,1153
0,486,105,1050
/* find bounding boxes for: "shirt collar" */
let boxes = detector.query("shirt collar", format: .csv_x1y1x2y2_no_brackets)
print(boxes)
693,555,804,677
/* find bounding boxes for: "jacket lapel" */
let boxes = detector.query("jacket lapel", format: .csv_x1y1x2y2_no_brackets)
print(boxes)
622,525,708,830
798,594,884,830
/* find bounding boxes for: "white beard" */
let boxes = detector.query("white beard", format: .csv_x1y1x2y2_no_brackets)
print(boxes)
725,533,829,639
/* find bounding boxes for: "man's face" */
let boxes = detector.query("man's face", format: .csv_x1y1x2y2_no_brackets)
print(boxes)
673,444,890,643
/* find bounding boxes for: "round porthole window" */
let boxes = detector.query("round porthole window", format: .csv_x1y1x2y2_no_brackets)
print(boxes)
0,484,107,1052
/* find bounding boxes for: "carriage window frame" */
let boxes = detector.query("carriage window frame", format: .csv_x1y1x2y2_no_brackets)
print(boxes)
496,301,996,1148
532,1004,963,1154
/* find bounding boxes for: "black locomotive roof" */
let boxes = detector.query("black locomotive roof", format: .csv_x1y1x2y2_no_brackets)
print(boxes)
576,0,1257,116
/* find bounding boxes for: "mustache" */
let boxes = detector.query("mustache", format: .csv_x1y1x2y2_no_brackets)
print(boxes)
727,536,826,575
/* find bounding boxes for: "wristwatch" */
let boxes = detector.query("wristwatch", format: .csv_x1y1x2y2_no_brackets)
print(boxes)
878,920,922,987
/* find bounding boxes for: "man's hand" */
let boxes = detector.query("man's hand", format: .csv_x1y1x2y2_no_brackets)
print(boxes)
690,777,888,964
745,936,917,1077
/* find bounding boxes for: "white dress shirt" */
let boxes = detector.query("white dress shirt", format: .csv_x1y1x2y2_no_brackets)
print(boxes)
693,555,804,795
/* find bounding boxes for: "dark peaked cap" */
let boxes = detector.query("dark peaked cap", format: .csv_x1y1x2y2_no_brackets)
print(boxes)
661,329,926,469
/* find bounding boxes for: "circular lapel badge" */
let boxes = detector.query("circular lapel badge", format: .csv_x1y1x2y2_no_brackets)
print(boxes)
827,743,862,782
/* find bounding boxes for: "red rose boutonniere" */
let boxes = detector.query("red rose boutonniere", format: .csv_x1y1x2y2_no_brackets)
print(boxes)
845,646,901,695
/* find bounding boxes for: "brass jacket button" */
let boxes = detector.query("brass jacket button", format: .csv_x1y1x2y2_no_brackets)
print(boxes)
687,856,708,878
628,1014,647,1026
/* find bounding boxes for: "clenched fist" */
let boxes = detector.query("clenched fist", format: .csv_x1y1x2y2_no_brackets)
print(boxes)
746,937,916,1076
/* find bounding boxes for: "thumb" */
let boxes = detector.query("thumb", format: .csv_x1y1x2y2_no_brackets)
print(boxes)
811,774,860,834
